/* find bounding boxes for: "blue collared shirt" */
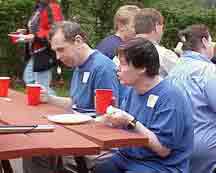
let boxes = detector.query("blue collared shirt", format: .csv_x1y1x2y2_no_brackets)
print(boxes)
118,79,193,173
70,50,120,110
169,50,216,139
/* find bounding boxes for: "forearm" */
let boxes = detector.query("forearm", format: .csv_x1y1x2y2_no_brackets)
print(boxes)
105,107,171,158
48,95,72,109
134,121,171,158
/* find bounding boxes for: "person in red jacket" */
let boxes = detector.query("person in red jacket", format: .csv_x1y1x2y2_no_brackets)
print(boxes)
21,0,63,94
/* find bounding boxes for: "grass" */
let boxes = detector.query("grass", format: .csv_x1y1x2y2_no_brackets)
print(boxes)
54,85,70,97
11,79,70,97
12,83,25,93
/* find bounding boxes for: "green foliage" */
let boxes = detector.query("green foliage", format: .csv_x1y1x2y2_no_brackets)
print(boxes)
0,0,34,76
65,0,145,46
64,0,216,49
0,0,34,35
153,0,216,48
1,0,216,78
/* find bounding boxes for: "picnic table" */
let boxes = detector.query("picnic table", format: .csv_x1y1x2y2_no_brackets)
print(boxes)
0,90,149,173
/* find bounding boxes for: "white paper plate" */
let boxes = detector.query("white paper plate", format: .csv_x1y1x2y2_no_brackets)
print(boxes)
47,114,93,124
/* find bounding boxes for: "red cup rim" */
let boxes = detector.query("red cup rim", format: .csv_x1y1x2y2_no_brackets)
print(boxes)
8,32,21,36
9,35,20,38
95,89,113,91
26,84,41,87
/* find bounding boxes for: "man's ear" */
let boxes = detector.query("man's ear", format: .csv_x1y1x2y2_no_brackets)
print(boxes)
118,22,127,32
155,23,163,33
74,35,83,44
138,68,146,75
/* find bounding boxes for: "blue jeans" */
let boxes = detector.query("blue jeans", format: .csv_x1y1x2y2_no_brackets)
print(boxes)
94,153,161,173
23,58,55,95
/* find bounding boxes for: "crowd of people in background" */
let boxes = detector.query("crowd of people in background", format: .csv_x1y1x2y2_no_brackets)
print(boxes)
4,1,216,173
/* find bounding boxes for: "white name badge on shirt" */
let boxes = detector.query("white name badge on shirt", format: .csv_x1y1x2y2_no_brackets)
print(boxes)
82,72,90,83
147,94,159,108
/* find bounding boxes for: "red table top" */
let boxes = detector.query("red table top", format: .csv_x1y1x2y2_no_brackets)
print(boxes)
0,89,149,159
64,122,149,150
0,90,100,159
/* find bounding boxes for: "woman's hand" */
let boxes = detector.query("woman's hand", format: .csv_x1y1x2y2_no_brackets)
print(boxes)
23,34,34,42
104,106,134,128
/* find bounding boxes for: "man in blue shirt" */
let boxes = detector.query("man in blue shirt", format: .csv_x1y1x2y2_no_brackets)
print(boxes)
69,50,119,109
23,21,120,173
44,21,119,110
168,24,216,173
96,5,140,60
94,37,193,173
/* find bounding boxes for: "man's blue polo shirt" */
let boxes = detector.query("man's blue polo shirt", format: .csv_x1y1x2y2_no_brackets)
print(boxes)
70,50,119,109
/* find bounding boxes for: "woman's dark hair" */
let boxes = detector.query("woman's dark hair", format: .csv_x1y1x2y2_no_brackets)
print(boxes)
178,24,210,52
117,37,160,77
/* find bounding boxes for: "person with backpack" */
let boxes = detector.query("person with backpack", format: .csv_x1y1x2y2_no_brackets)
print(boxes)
20,0,63,94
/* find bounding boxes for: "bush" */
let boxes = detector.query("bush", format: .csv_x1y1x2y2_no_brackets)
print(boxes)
0,0,34,77
1,0,216,77
153,0,216,48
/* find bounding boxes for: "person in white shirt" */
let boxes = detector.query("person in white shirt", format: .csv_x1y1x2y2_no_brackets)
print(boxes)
134,8,179,77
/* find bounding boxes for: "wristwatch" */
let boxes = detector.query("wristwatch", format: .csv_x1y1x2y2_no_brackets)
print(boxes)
127,118,137,130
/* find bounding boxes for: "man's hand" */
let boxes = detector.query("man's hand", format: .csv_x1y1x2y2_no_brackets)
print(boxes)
40,86,49,103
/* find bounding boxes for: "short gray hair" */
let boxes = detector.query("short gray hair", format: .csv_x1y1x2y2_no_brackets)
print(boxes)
49,21,88,43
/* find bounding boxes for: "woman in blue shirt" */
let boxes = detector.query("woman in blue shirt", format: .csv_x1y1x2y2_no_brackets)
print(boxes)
94,37,193,173
168,24,216,173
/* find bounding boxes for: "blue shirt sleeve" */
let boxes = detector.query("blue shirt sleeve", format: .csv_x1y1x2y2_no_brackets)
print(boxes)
204,78,216,112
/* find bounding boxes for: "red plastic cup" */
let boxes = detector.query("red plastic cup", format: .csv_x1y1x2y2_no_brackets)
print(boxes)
0,77,10,97
95,89,113,115
8,32,20,44
26,84,41,106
